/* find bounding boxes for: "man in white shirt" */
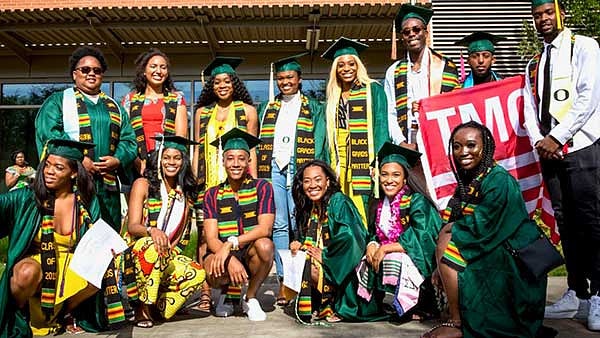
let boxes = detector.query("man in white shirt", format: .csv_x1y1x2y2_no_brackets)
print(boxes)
523,0,600,331
256,54,327,305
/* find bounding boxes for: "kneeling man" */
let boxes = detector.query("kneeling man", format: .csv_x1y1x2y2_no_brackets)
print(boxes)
203,128,275,321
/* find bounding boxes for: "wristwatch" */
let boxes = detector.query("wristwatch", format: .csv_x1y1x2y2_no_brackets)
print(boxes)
227,236,239,250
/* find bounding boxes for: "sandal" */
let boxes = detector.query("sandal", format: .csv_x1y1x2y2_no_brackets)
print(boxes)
135,305,154,329
421,320,462,338
189,291,212,314
64,313,85,335
135,319,154,329
325,313,343,323
276,296,290,306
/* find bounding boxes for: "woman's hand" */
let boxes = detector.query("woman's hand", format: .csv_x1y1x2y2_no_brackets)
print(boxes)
365,242,378,266
371,246,388,273
149,227,170,257
290,241,302,255
307,247,322,264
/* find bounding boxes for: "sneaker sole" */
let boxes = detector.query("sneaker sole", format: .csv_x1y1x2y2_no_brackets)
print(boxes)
544,310,577,319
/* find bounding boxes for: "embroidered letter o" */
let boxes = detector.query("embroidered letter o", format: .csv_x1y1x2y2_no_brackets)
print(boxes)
553,89,570,102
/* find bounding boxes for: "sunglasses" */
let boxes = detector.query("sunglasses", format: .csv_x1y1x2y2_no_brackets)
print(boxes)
76,66,104,75
401,26,425,36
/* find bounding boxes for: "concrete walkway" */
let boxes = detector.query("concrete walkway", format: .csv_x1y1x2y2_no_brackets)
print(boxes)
68,276,595,338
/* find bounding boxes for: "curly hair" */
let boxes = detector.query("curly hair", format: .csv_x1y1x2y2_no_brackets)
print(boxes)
144,149,199,202
68,46,108,74
292,160,342,234
195,73,253,108
133,48,176,94
10,149,24,163
33,155,96,211
448,120,496,201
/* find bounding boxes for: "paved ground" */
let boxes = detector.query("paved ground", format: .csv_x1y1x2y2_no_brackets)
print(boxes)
64,276,596,338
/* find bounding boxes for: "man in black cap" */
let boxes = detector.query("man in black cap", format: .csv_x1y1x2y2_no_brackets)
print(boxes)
455,32,505,88
385,4,460,147
202,128,275,321
523,0,600,330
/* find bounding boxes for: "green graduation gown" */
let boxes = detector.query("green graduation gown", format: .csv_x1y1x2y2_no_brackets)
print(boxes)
317,192,383,321
35,91,137,230
366,192,442,295
451,165,546,338
0,188,104,338
257,93,329,171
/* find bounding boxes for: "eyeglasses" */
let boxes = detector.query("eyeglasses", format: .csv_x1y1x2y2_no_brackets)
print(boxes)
75,66,104,75
401,26,425,36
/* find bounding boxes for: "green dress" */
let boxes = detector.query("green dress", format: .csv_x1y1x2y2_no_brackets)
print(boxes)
308,192,383,321
35,91,137,230
451,165,546,337
0,188,104,338
365,192,442,296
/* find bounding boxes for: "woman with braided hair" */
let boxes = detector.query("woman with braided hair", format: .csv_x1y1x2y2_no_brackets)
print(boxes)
0,139,133,336
421,121,546,338
121,48,188,176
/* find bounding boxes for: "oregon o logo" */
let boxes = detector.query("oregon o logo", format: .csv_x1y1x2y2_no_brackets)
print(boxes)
553,89,569,102
282,136,290,143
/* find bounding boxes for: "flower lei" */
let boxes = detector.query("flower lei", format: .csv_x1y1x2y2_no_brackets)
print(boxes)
375,184,412,245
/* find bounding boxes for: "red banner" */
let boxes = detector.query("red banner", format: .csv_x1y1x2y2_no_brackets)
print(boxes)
417,75,558,243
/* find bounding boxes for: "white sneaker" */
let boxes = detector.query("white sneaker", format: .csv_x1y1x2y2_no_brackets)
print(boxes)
588,296,600,331
242,298,266,321
214,290,234,317
575,298,591,320
545,289,579,319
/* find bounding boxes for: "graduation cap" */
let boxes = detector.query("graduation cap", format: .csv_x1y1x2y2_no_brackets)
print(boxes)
151,135,198,154
372,142,422,170
455,32,506,54
202,56,244,79
273,52,308,73
321,37,369,60
43,138,95,162
532,0,556,7
395,4,434,27
210,128,262,154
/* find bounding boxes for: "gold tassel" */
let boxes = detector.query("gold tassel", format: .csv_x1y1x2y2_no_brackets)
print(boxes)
554,0,562,30
391,21,397,61
268,62,275,103
373,157,380,199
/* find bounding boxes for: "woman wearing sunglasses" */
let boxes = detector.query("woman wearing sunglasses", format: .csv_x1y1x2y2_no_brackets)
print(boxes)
122,48,189,176
384,4,460,147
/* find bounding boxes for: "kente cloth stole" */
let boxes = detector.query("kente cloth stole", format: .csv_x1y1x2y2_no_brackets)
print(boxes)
527,34,575,108
347,83,374,194
129,92,178,160
146,187,192,255
440,165,494,271
257,94,315,180
394,55,459,140
296,208,333,324
75,88,122,191
196,100,247,187
215,175,259,240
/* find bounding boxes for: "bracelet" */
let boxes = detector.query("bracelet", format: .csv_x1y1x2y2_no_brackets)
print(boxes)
367,241,380,249
227,236,239,251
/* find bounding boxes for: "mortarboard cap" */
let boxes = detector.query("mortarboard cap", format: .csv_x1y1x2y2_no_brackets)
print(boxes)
273,52,308,73
455,32,506,54
371,142,422,169
321,37,369,61
210,128,262,154
532,0,555,7
151,135,198,154
203,56,244,78
44,138,95,162
395,4,434,27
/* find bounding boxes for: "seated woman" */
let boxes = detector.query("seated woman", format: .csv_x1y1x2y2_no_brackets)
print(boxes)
423,121,546,338
290,160,381,323
127,136,206,328
0,139,130,336
356,142,442,318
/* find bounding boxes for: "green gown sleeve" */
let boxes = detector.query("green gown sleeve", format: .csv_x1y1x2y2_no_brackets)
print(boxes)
322,192,367,286
257,101,268,123
112,103,137,170
451,166,530,263
309,97,329,164
35,92,71,157
370,82,391,153
399,193,442,278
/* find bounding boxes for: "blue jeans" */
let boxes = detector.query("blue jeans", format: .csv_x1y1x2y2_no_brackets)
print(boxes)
271,160,296,278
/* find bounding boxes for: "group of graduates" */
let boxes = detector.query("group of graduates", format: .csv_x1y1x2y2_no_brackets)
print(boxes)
1,0,600,337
